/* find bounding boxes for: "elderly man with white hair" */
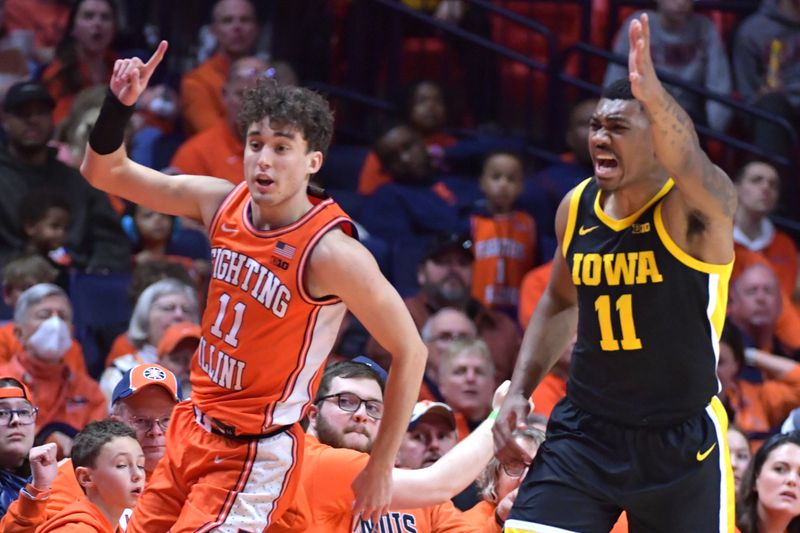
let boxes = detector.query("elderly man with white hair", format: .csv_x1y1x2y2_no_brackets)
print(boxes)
0,283,106,458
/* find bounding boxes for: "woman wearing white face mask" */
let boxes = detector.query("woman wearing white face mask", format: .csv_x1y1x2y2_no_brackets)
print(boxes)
0,283,106,458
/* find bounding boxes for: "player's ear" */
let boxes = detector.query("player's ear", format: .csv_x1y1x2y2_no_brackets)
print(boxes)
306,151,323,176
307,403,320,432
75,466,94,490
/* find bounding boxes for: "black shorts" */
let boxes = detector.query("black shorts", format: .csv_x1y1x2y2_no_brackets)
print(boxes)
505,396,734,533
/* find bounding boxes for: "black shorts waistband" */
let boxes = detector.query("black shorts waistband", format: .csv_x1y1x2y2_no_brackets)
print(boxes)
193,405,291,441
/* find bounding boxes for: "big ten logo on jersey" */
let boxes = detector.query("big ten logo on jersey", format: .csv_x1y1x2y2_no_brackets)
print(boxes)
571,251,663,287
357,513,418,533
210,247,292,318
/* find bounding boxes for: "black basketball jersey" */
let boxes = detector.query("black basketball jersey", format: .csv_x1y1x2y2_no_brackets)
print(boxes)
563,177,732,426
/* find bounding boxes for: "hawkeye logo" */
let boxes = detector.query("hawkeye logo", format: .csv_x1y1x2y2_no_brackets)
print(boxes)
578,225,599,236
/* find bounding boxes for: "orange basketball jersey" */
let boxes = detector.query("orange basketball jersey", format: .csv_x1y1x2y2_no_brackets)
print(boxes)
470,211,537,310
192,183,355,435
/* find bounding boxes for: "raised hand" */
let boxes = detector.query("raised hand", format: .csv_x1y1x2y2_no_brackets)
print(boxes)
492,392,533,467
628,14,661,103
111,40,168,106
29,442,58,491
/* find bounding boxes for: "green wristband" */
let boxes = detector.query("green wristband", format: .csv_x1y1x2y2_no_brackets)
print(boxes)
488,409,499,421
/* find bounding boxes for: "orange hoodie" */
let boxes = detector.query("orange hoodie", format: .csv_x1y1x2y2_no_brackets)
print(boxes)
36,498,114,533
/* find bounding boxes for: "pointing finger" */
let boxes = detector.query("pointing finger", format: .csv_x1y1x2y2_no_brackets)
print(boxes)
144,40,168,73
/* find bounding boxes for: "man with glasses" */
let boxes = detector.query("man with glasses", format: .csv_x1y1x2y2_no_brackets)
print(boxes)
0,377,42,517
0,364,181,531
270,360,506,532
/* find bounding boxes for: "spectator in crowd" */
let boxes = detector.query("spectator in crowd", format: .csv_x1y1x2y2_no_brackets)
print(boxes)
418,307,477,402
2,0,70,67
128,84,182,170
729,425,752,493
17,190,73,286
403,79,457,150
37,420,144,533
521,99,596,257
0,378,39,517
365,232,521,384
463,424,545,528
395,401,458,469
0,256,86,374
0,363,182,531
153,323,199,398
52,85,110,170
121,204,211,280
437,338,495,440
109,364,182,477
733,0,800,159
736,431,800,533
530,335,574,419
270,360,504,532
717,321,800,446
733,160,798,299
0,80,129,272
0,284,106,457
729,263,799,360
470,150,537,314
170,56,269,184
358,123,461,241
100,278,199,402
41,0,118,124
180,0,258,134
604,0,732,132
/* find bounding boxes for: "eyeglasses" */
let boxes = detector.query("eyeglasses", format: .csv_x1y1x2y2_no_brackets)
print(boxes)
127,415,171,432
318,393,384,420
501,461,531,478
0,407,38,426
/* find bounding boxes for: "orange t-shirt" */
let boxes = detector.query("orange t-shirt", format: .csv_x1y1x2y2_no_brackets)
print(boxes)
180,52,229,134
272,435,499,533
725,366,800,444
0,353,106,433
192,185,355,435
734,231,798,298
37,498,114,533
517,261,553,329
3,0,69,49
170,121,244,184
41,55,115,125
0,459,84,533
531,372,567,419
470,211,537,311
0,322,86,375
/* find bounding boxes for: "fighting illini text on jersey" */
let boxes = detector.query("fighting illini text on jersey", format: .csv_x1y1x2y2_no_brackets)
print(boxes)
564,177,732,426
193,182,355,436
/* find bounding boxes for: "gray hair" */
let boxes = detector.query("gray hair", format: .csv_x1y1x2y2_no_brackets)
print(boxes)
128,278,198,347
14,283,71,324
476,425,545,504
420,307,476,342
439,337,495,377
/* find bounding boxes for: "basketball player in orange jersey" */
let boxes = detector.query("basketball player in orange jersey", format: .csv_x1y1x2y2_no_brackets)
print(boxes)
80,41,427,532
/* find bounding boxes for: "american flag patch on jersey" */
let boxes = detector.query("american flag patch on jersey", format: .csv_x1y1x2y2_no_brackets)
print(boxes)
275,241,296,259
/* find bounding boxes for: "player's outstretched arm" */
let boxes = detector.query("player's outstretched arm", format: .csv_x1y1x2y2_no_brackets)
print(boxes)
493,192,578,467
80,41,232,227
390,382,510,509
307,231,427,524
627,14,736,225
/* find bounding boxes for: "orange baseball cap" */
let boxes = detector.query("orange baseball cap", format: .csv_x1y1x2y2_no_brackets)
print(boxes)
111,364,182,404
0,379,34,404
156,322,201,358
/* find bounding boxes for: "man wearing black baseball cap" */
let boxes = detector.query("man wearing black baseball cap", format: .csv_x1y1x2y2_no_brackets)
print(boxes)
0,80,129,271
365,230,521,388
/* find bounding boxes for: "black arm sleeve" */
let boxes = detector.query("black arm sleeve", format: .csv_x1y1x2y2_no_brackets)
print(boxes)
88,89,135,155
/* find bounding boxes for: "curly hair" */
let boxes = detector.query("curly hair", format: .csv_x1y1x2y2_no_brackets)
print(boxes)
238,79,334,155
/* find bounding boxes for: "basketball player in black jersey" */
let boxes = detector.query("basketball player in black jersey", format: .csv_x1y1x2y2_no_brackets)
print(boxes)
493,13,737,533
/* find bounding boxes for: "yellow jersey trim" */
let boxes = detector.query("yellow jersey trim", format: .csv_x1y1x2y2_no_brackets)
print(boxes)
593,179,674,231
562,178,592,258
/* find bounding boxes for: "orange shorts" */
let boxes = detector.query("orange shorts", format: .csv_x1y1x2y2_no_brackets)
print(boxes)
127,401,304,533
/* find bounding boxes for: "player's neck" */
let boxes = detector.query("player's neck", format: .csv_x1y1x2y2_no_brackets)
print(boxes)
248,194,314,231
600,176,667,220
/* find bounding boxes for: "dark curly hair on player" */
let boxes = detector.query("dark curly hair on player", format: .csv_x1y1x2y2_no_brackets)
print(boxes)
238,79,334,156
601,78,635,101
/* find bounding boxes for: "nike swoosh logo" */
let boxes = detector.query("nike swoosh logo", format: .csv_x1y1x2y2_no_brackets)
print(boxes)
696,442,717,462
578,225,599,236
214,455,237,464
220,223,237,233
